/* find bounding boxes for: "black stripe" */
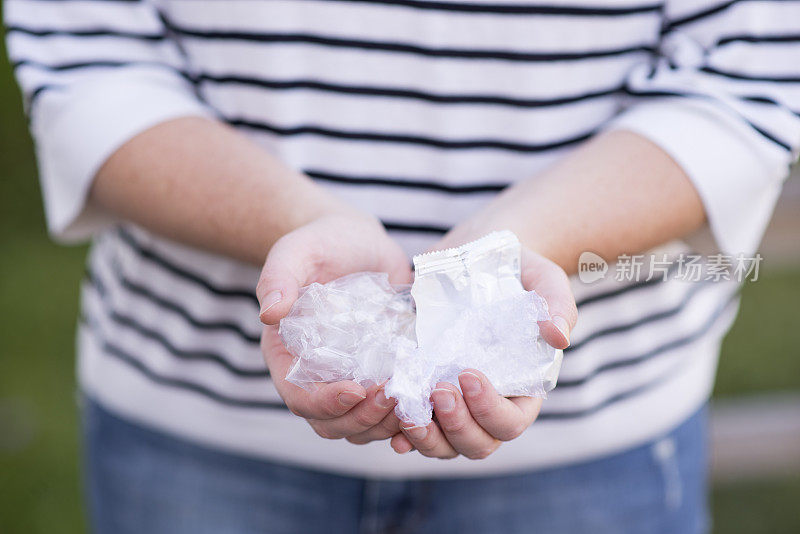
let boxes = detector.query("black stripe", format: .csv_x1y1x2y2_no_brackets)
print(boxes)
16,60,197,107
306,0,662,16
115,274,259,343
742,94,787,107
108,258,260,344
662,0,738,33
85,266,109,297
229,116,597,152
13,59,150,72
539,368,670,420
163,18,655,63
740,93,800,118
5,25,164,41
19,58,623,109
574,262,680,308
117,228,259,305
12,0,661,13
20,0,139,2
85,270,268,378
27,84,60,106
539,293,737,418
718,32,800,47
555,289,737,390
701,65,800,83
14,60,196,98
83,316,287,411
745,123,792,151
663,0,800,33
567,280,711,353
307,169,507,194
383,221,450,234
13,59,192,80
117,226,416,308
741,95,800,117
198,72,622,108
623,85,793,151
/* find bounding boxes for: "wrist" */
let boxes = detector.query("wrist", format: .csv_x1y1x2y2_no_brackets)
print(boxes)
445,195,555,258
289,187,352,230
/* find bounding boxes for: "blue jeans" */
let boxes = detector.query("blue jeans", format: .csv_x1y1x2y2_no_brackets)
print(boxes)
83,398,709,534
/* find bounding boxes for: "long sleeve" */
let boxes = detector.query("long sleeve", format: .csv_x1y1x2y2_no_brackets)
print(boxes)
5,0,212,241
608,0,800,255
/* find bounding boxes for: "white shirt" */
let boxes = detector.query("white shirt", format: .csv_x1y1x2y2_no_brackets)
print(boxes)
6,0,799,477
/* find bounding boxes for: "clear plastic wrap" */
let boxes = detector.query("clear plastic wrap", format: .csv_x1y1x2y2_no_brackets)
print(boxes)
278,231,562,427
278,273,415,388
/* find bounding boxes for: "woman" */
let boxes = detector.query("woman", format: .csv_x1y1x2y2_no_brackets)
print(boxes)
6,0,799,532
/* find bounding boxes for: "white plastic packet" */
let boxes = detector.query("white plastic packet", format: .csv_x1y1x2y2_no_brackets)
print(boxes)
278,231,562,427
385,231,561,425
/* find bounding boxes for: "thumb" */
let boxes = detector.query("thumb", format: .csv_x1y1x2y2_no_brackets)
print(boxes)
256,234,314,325
520,249,578,350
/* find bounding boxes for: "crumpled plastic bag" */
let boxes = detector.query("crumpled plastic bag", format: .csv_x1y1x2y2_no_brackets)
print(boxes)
279,231,562,427
279,273,415,387
385,290,555,426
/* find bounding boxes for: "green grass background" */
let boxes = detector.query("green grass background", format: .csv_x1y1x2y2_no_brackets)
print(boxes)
1,15,799,534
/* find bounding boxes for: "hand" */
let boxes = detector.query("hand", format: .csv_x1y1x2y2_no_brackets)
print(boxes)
257,213,410,442
390,240,578,459
391,369,543,459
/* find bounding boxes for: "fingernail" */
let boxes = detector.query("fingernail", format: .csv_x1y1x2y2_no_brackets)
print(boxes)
338,391,366,407
459,371,482,397
394,443,413,454
259,290,282,317
432,388,456,413
376,388,395,409
404,425,427,440
553,316,570,346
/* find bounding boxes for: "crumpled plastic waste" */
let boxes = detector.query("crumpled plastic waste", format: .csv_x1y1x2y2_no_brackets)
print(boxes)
279,231,562,427
279,273,416,387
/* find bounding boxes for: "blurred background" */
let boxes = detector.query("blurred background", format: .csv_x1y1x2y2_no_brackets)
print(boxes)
1,16,799,534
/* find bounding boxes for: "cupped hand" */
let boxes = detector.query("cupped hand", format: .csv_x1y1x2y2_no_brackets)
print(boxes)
391,369,543,459
257,213,409,442
390,242,578,459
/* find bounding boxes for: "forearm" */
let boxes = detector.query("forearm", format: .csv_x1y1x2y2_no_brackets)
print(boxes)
90,116,349,265
458,130,706,274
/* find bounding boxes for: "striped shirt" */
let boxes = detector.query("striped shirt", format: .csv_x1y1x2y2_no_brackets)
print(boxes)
6,0,799,477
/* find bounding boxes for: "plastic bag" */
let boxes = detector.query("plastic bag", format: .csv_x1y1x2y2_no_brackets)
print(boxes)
279,231,562,427
278,273,415,387
386,231,560,425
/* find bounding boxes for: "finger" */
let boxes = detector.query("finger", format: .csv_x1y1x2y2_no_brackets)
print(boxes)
509,396,543,423
289,381,368,420
400,421,458,459
431,383,500,459
256,230,320,325
384,254,414,286
310,385,397,440
261,325,367,420
390,433,415,454
459,369,539,441
520,248,577,349
347,409,402,445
